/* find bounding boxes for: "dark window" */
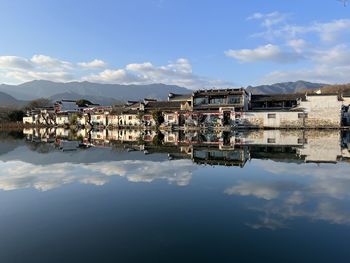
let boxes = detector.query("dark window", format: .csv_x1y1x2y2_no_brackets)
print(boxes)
298,113,308,118
194,97,208,106
267,113,276,119
209,98,225,104
298,138,308,144
228,96,241,104
267,138,276,143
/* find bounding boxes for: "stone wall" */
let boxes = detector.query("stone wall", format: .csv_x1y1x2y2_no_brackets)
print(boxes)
300,95,342,128
242,111,304,128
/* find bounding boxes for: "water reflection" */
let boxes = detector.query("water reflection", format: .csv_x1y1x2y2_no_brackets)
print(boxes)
1,129,350,262
22,128,350,166
1,128,350,229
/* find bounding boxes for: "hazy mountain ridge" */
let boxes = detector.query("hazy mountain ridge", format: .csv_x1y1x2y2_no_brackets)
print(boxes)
48,92,124,106
0,80,334,107
246,80,327,94
0,91,26,107
0,80,191,101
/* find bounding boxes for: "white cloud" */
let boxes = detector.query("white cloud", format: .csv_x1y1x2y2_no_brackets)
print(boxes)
0,55,233,89
0,56,33,70
225,44,302,63
310,19,350,42
242,12,350,84
247,11,289,28
78,59,107,69
5,70,75,83
250,14,350,43
30,54,72,70
83,58,234,89
287,39,307,53
83,69,141,83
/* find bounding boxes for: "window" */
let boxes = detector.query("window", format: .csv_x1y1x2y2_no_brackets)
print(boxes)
228,96,241,104
267,138,276,143
298,113,308,118
298,138,308,144
144,115,151,120
168,115,174,120
209,97,225,104
267,113,276,119
194,97,208,106
128,116,132,120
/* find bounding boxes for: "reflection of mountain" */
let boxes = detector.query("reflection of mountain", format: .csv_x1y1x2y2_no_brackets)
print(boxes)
0,141,22,156
0,132,25,156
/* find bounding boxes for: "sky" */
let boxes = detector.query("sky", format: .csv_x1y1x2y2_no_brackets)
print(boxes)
0,0,350,89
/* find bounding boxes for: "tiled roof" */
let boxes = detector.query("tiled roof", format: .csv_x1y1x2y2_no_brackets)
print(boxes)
145,101,182,110
168,93,192,100
193,88,247,96
251,93,306,102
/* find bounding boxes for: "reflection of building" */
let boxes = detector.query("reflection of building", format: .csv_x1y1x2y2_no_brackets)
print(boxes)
191,146,249,167
22,128,350,166
297,130,342,163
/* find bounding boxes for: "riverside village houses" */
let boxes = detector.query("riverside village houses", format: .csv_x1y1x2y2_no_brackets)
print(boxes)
23,88,350,129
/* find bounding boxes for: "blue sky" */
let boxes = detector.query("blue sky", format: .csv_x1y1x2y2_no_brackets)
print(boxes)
0,0,350,88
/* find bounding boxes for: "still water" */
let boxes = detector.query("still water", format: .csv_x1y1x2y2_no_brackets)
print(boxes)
0,129,350,262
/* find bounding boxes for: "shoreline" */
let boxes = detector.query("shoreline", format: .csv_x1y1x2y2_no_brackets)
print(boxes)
1,122,350,131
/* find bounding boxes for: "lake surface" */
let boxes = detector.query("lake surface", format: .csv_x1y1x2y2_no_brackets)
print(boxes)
0,129,350,262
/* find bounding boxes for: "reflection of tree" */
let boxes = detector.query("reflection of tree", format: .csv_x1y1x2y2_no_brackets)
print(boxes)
152,131,165,146
0,131,24,140
25,142,54,153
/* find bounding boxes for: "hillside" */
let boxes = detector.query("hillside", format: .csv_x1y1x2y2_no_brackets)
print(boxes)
314,83,350,94
246,80,327,94
0,80,191,101
0,91,26,107
49,92,124,106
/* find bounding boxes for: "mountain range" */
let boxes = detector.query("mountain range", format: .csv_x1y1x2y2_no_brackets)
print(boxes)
0,80,329,107
245,80,327,94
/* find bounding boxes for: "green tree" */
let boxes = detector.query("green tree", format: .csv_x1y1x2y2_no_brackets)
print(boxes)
152,131,165,146
76,99,93,107
25,98,52,110
152,110,164,126
7,110,24,122
69,113,78,126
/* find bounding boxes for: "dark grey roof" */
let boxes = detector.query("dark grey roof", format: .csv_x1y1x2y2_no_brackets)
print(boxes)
145,101,182,110
168,93,192,101
193,88,247,96
251,93,306,102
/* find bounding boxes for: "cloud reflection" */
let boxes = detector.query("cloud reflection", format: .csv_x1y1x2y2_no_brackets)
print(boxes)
224,160,350,228
0,159,195,191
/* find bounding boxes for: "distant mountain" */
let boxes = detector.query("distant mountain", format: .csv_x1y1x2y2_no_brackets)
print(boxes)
246,80,327,94
49,92,124,106
0,80,192,101
0,91,26,107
